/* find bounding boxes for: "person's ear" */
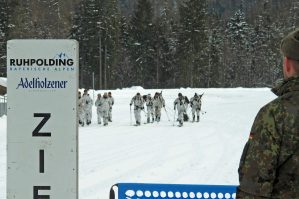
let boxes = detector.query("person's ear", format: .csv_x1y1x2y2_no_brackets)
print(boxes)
285,57,291,73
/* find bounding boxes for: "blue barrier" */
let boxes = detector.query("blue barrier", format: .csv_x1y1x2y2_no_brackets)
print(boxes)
110,183,238,199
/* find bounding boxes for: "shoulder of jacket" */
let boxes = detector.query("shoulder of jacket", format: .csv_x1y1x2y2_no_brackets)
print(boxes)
263,97,285,111
255,98,286,123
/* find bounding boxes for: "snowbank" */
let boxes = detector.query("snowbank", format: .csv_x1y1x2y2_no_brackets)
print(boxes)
0,78,6,87
122,86,144,90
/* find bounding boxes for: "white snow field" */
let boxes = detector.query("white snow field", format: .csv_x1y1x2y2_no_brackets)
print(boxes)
0,87,276,199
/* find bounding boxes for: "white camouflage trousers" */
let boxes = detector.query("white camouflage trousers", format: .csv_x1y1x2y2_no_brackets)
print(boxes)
134,107,141,124
78,111,85,124
147,106,154,121
192,107,200,117
177,110,184,123
84,109,92,123
108,108,112,121
97,108,103,124
102,110,109,125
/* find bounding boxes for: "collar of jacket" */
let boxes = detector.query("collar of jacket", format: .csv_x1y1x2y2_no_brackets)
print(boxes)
272,76,299,96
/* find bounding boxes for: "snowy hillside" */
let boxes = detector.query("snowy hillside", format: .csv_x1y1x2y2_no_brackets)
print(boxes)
0,88,276,199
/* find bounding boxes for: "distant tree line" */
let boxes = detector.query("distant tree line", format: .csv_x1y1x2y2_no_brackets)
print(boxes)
0,0,299,89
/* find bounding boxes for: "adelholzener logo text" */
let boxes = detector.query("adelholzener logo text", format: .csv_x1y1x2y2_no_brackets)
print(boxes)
16,77,68,89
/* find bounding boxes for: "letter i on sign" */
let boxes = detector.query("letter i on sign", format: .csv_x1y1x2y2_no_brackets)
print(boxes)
33,113,51,198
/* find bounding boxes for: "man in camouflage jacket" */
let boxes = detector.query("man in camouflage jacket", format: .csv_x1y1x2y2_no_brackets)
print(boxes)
237,29,299,198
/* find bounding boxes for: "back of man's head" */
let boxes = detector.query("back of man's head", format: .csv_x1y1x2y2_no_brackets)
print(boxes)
281,28,299,75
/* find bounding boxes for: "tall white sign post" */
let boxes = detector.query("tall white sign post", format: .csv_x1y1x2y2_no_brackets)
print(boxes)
7,40,78,199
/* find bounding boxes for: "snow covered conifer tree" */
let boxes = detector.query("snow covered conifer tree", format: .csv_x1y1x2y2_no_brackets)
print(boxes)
128,0,156,88
226,7,253,86
177,0,209,87
0,0,8,76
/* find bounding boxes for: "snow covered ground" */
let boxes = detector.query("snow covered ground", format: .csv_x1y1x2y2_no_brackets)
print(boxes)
0,87,276,199
0,78,6,87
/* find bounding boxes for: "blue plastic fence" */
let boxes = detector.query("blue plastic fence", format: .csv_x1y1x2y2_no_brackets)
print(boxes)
110,183,238,199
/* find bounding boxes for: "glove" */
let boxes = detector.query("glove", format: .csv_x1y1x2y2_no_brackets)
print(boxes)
141,107,144,110
163,105,165,107
86,101,89,105
130,103,132,106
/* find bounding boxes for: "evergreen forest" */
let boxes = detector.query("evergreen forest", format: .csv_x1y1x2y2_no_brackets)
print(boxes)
0,0,298,89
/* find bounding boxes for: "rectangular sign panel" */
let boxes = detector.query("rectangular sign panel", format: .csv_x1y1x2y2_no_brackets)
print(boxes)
7,40,78,199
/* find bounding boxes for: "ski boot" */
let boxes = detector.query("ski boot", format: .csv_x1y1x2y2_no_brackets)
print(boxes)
147,118,150,123
178,121,183,127
157,116,160,122
197,116,200,122
192,115,195,122
152,117,155,123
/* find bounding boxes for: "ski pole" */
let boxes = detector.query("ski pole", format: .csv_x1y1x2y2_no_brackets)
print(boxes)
166,105,175,114
142,109,147,118
130,105,132,125
173,108,176,126
163,107,170,121
189,108,194,122
141,108,148,115
198,111,201,122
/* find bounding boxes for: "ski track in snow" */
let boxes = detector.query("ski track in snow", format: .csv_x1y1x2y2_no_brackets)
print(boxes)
0,88,276,199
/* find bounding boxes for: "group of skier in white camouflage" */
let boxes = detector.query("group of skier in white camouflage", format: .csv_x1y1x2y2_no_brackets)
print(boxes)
130,92,203,127
78,89,202,127
130,92,166,126
78,89,114,126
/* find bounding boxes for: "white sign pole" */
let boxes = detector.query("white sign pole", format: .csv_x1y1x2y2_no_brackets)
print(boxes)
7,40,78,199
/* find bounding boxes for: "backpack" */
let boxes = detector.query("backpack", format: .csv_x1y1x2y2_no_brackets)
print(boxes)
183,113,189,121
143,95,147,101
184,96,190,104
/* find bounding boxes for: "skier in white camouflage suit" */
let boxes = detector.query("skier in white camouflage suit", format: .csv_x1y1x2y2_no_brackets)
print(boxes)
108,92,114,122
82,89,93,125
145,94,155,123
101,92,111,126
95,93,103,125
78,91,85,126
174,93,186,127
153,92,165,122
190,93,202,122
130,92,144,126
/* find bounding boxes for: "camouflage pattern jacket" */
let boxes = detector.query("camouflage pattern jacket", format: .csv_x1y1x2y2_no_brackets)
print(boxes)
237,77,299,199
